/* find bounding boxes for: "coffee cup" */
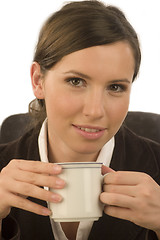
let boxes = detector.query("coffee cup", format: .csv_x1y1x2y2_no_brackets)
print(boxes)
49,162,103,222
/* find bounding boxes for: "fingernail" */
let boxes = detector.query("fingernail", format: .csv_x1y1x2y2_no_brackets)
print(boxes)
42,208,51,216
53,164,61,172
56,179,65,187
51,194,62,202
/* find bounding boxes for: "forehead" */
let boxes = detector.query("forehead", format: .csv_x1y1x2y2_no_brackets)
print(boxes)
51,41,135,81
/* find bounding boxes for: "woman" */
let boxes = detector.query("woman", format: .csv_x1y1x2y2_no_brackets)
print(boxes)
0,1,160,239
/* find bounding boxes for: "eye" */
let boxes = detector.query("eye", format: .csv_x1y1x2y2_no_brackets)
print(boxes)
66,78,85,87
108,84,126,93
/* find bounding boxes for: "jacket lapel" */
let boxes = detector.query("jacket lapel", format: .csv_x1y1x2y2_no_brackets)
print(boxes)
110,126,159,179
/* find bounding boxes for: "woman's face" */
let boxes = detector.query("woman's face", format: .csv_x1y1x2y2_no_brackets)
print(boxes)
32,41,134,161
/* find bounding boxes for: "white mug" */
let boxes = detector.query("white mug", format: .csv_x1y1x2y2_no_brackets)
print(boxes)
49,162,103,222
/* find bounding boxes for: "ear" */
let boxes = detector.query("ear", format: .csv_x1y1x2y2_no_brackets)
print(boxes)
30,62,45,99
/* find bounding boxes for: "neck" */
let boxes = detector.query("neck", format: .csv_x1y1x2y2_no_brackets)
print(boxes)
48,140,99,164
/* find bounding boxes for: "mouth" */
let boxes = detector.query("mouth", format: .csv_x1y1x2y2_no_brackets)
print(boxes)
76,126,104,133
72,124,106,140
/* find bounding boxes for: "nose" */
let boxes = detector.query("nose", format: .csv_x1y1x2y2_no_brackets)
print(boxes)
82,89,105,119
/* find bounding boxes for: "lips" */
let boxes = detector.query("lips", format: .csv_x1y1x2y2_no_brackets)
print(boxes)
72,124,106,140
76,126,101,133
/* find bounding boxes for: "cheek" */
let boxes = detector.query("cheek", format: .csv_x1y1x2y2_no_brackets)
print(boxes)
45,92,81,118
107,97,130,126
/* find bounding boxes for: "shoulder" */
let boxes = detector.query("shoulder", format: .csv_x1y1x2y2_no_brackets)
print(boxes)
116,125,160,152
0,125,41,169
112,125,160,180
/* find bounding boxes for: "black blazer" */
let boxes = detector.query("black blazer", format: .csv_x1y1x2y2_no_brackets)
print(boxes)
0,125,160,240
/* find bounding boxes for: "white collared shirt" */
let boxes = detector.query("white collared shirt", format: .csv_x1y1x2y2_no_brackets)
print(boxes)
38,119,115,240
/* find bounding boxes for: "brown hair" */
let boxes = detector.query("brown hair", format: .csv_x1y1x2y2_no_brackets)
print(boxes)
29,0,141,124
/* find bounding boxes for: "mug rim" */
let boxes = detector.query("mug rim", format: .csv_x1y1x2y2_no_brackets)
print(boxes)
56,162,103,165
55,162,103,169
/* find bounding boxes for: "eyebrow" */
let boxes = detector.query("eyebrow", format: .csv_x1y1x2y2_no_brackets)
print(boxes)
108,79,131,84
63,70,131,84
63,70,91,80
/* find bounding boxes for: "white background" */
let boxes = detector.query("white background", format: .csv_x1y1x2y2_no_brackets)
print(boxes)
0,0,160,125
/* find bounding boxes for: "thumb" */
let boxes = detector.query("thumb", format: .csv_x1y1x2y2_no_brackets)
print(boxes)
101,165,115,175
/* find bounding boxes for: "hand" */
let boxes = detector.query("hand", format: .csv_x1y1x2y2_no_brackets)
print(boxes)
100,170,160,233
0,159,65,219
101,165,115,175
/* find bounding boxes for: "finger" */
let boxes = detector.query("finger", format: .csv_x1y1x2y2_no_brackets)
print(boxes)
100,192,135,209
11,169,66,189
103,184,136,197
7,192,51,216
101,165,115,175
10,180,63,203
7,160,62,175
104,205,133,222
104,171,148,185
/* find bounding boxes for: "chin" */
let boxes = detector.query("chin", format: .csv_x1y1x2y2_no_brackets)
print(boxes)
73,145,102,155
